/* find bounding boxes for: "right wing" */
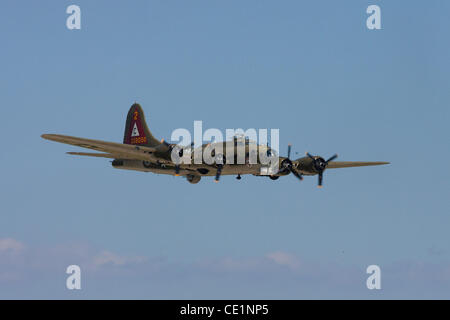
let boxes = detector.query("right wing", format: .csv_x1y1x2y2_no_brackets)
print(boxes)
326,161,390,169
42,134,159,161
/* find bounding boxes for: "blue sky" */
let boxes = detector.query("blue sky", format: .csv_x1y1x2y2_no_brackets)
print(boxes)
0,0,449,299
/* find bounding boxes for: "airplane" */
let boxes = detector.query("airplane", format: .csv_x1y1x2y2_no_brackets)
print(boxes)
41,103,389,186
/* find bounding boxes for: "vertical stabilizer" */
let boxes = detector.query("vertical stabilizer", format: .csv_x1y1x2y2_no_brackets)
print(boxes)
123,103,160,147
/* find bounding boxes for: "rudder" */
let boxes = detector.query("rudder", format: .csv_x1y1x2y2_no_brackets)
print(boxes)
123,103,161,147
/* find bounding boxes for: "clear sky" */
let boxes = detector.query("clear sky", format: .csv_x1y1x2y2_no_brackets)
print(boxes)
0,0,449,299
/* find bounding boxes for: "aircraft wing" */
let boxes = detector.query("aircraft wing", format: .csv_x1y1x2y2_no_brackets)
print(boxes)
66,152,136,159
42,134,158,161
326,161,390,169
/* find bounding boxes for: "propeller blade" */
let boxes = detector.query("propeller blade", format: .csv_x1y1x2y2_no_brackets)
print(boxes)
326,154,338,163
175,165,180,176
318,172,323,188
214,165,223,182
306,152,315,160
290,168,303,181
287,144,292,159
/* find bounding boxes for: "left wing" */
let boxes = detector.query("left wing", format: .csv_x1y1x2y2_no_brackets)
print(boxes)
67,152,126,159
326,161,390,169
42,134,158,161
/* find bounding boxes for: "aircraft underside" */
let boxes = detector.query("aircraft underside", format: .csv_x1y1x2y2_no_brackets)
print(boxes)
112,159,266,176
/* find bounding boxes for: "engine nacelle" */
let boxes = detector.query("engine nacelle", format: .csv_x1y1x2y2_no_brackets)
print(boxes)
186,174,201,184
294,156,323,175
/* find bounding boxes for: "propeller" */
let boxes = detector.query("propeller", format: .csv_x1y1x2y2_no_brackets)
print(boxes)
279,144,303,181
214,165,223,182
214,154,225,183
305,152,338,187
171,145,184,176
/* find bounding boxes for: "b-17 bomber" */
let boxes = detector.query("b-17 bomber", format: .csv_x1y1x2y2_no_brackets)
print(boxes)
41,103,389,186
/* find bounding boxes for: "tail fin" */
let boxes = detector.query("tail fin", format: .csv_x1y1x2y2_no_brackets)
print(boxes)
123,103,161,147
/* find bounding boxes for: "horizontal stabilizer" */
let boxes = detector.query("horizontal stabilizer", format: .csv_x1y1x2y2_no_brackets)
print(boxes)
42,134,157,161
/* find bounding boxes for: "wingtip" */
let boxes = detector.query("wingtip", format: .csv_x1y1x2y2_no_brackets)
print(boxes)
41,133,59,140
